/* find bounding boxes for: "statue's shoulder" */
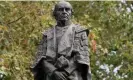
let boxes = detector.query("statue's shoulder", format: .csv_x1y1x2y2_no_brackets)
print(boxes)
42,26,55,36
74,24,89,36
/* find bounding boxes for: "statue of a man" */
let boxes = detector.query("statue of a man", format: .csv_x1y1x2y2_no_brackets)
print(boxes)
31,1,91,80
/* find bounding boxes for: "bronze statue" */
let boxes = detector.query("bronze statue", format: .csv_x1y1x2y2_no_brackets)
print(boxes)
31,1,91,80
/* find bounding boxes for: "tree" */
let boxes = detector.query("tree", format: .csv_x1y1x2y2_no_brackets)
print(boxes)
0,1,133,80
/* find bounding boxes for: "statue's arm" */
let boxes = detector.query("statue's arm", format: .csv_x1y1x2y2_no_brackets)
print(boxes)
39,35,57,75
31,35,57,74
30,35,47,72
41,60,57,75
75,29,90,66
75,29,91,80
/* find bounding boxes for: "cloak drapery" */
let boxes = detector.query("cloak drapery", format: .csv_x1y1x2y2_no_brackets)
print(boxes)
30,24,91,80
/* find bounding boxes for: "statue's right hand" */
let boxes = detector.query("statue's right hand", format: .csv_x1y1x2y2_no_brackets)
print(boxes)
52,71,68,80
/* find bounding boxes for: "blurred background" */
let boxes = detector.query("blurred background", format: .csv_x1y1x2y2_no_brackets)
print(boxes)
0,1,133,80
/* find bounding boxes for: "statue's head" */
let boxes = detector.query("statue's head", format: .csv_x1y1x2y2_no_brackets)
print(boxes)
53,1,73,21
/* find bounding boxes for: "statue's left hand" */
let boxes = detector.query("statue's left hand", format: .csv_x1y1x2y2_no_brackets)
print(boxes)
52,71,68,80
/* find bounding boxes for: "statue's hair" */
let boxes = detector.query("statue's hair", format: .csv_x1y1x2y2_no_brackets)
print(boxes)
52,1,73,17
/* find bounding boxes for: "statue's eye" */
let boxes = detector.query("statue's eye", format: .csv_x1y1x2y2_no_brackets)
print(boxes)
65,8,70,11
58,8,64,11
58,8,70,12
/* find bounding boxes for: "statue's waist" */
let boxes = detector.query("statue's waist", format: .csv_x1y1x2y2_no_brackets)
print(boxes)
46,54,75,67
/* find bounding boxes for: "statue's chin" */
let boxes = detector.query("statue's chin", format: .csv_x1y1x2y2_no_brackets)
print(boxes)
58,18,69,21
56,16,70,21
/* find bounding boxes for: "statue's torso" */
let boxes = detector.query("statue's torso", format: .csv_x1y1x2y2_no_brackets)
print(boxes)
45,24,74,62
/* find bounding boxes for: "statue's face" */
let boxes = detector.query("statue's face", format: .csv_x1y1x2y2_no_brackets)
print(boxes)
54,2,72,21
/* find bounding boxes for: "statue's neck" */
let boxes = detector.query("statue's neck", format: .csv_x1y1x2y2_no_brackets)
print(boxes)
57,20,71,27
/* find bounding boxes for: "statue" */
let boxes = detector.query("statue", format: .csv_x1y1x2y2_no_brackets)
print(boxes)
31,1,91,80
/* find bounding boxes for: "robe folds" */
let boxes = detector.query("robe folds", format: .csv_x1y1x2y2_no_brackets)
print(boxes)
30,24,91,80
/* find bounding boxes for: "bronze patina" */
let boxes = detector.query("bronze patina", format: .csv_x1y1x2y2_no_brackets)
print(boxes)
31,1,91,80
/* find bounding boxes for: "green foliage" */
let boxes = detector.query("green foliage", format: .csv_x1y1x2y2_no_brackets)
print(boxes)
0,1,133,80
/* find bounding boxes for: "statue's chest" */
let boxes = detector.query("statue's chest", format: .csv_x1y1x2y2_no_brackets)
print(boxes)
46,26,72,59
56,27,68,44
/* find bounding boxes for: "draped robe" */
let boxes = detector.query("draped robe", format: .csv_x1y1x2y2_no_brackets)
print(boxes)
31,24,91,80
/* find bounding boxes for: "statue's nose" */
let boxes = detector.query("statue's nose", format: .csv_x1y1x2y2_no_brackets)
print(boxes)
62,8,67,13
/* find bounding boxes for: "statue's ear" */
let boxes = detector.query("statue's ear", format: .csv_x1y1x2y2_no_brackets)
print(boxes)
85,29,89,36
52,7,56,17
71,9,74,15
52,11,55,18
